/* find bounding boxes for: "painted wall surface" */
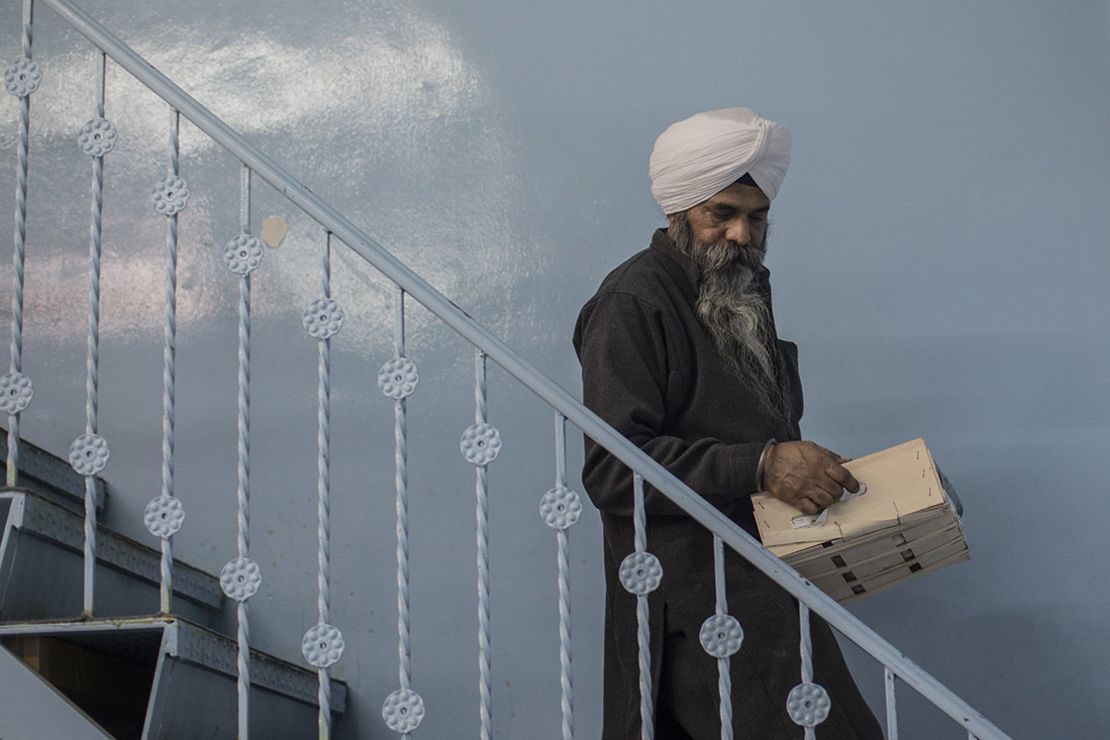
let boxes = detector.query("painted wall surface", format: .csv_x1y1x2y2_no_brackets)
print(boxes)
1,0,1107,737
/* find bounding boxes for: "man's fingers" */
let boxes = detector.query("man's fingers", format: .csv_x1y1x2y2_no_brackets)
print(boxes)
793,496,820,516
777,488,820,515
824,463,860,493
808,485,839,510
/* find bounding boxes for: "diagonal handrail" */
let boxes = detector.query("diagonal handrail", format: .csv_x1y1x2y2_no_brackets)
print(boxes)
35,0,1009,736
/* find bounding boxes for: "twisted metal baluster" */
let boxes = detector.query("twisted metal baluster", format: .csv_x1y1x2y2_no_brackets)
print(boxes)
799,603,815,740
633,473,653,740
316,232,333,738
475,349,492,740
885,667,898,740
554,412,574,740
81,51,107,617
713,535,733,740
158,107,180,614
7,0,34,487
393,285,413,739
235,164,252,738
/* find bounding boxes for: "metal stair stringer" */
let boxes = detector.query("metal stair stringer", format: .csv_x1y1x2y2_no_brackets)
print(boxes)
0,488,221,625
0,617,347,740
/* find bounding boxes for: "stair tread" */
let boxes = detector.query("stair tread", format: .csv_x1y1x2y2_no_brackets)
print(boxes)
2,488,222,611
0,430,107,512
0,615,347,713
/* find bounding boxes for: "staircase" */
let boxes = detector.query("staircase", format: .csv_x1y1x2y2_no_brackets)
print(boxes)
0,0,1012,737
0,445,346,739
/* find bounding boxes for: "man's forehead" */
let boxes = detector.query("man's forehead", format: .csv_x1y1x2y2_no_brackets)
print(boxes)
703,182,771,211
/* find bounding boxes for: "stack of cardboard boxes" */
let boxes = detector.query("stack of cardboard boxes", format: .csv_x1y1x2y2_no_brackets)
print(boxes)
751,438,969,603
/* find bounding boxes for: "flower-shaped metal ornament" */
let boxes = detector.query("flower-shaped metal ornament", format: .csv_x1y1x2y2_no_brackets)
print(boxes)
220,557,261,601
378,357,418,399
78,117,117,158
699,614,744,658
69,433,109,476
540,486,582,530
4,58,40,97
619,551,663,595
303,298,344,340
152,175,190,216
222,234,264,275
0,372,33,414
144,495,184,538
786,682,831,728
460,422,501,466
302,623,345,668
382,688,425,733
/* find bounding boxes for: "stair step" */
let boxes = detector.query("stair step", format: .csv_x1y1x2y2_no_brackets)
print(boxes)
0,489,221,625
0,430,107,515
0,616,346,739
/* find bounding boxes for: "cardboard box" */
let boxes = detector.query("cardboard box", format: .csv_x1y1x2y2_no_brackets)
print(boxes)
751,438,969,603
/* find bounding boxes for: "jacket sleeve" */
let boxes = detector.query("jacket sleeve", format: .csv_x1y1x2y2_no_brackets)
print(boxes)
574,291,765,518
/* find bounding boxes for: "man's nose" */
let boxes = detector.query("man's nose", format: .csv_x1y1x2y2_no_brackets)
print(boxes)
725,219,751,246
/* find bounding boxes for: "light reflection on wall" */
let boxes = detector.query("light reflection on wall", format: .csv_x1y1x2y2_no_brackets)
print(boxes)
1,0,531,356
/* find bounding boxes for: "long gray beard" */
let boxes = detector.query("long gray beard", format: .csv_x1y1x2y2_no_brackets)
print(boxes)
668,216,790,421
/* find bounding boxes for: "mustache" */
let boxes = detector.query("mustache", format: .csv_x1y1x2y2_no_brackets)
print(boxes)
692,239,765,273
666,213,768,273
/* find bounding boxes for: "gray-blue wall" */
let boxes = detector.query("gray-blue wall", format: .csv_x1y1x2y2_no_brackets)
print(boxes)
1,0,1106,737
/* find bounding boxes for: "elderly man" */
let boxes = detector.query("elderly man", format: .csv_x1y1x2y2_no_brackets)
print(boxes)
574,108,883,739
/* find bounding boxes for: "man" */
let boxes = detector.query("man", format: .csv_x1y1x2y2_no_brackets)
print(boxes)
573,107,883,739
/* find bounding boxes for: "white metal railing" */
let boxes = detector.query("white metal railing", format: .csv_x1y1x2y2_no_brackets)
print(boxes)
1,0,1011,738
156,106,182,616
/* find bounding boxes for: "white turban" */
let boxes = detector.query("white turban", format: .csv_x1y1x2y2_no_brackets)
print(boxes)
649,107,792,214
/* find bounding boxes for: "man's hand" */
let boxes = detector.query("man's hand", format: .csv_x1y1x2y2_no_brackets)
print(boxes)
761,441,859,515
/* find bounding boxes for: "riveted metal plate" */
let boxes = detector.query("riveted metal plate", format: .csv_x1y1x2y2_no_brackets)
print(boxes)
699,614,744,658
786,682,830,727
460,423,501,466
539,485,582,530
618,551,662,595
382,688,425,733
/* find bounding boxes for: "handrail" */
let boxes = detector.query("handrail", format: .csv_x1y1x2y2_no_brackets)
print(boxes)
36,0,1009,736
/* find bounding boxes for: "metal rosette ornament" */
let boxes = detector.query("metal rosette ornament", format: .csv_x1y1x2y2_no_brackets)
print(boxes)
699,613,744,658
69,433,109,476
302,622,345,668
460,422,501,466
539,485,582,530
303,298,344,340
151,175,190,216
144,495,185,538
618,551,663,595
219,556,262,602
4,58,41,98
382,688,425,734
378,357,418,399
223,234,264,275
0,372,33,415
786,682,831,728
78,117,117,158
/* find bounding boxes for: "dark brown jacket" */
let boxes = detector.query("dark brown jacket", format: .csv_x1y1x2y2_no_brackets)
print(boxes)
574,230,882,739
